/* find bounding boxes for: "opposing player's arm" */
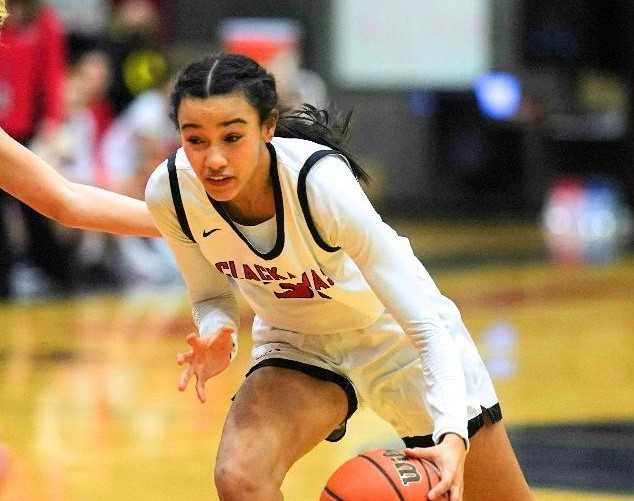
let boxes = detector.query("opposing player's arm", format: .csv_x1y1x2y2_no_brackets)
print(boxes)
0,127,160,236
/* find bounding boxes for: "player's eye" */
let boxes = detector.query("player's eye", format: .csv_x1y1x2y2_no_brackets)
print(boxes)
186,137,204,145
225,134,242,143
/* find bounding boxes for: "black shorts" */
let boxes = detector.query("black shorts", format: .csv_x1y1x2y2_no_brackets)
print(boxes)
402,403,503,448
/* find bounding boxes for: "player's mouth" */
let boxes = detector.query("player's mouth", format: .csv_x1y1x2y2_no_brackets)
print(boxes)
205,175,234,187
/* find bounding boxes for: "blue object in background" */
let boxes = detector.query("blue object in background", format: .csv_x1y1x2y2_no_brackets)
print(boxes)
474,72,522,120
407,90,437,117
582,177,621,264
541,176,631,265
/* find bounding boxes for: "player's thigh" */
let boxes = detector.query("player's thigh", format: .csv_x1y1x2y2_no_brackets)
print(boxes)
463,418,534,501
217,365,349,480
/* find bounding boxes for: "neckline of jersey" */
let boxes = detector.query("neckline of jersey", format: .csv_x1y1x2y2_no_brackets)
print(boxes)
206,142,285,260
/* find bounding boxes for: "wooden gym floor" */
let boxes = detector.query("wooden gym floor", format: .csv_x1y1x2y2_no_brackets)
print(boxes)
0,219,632,500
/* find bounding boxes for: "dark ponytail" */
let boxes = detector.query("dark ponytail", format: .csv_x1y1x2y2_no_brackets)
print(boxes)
275,105,369,184
171,53,369,183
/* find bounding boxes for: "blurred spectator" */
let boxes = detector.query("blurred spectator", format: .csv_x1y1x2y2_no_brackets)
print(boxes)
101,80,175,195
30,68,97,186
220,18,328,111
0,1,7,25
0,0,66,140
267,49,328,111
0,0,78,299
43,0,110,39
111,0,164,13
100,78,180,287
73,49,115,186
106,0,168,114
29,64,128,292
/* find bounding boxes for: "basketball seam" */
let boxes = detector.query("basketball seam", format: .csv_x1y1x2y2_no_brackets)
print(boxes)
359,454,405,501
323,486,346,501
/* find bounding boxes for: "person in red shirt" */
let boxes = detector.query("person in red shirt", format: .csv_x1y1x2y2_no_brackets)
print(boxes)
0,0,76,298
0,0,66,140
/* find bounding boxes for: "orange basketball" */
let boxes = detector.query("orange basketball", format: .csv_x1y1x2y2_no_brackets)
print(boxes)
321,449,447,501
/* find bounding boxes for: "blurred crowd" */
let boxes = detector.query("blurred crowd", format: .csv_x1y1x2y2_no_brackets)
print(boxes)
0,1,329,302
0,0,180,300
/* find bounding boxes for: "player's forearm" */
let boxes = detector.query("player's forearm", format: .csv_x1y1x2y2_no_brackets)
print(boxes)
63,182,160,236
0,128,160,237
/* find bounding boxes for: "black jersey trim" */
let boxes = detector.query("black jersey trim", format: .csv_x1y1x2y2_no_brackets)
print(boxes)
297,150,343,253
167,152,196,243
402,403,503,448
207,142,285,260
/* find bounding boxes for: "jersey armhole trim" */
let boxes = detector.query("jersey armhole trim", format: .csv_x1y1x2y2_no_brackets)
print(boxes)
297,150,342,253
167,152,196,243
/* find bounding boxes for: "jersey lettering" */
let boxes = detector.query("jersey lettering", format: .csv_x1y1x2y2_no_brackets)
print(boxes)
214,260,334,300
242,264,260,281
254,264,272,281
274,272,314,299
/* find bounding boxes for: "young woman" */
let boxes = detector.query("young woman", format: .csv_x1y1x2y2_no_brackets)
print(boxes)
145,53,534,501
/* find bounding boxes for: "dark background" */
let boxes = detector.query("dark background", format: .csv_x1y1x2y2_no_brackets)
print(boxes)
128,0,634,216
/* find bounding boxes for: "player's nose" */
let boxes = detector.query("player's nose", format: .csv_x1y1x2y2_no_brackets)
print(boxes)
204,147,228,171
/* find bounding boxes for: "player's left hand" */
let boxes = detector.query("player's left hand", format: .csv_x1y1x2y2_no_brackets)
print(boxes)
404,433,466,501
176,327,234,403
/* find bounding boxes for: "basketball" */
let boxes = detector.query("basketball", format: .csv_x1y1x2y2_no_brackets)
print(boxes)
321,449,447,501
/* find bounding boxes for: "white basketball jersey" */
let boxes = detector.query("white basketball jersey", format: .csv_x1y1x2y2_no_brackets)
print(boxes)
146,137,499,442
157,137,385,334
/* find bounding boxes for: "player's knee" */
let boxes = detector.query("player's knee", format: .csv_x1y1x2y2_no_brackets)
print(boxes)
214,457,277,500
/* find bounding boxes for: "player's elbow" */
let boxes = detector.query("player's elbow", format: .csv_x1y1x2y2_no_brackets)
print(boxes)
47,186,84,229
49,200,80,228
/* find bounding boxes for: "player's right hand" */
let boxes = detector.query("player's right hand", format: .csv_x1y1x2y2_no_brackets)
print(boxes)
176,327,234,403
404,432,466,500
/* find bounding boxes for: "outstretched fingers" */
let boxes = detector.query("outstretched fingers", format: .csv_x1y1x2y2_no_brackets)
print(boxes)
176,351,193,366
178,365,194,392
195,374,207,403
177,328,234,402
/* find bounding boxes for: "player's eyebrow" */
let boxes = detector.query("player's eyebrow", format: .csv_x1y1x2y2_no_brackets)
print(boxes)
219,118,247,126
180,118,247,130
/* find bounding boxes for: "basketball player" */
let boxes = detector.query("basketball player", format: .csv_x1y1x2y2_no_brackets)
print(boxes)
145,53,534,501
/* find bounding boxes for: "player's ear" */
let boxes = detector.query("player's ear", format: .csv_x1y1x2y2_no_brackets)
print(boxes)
262,109,278,142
